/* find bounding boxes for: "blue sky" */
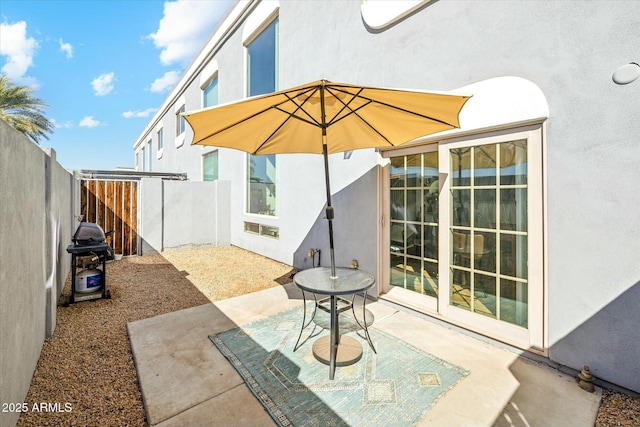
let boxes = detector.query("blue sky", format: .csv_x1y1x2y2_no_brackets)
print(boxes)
0,0,232,171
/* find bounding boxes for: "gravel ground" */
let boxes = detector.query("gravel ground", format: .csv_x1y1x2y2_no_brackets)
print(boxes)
17,246,639,427
17,246,294,427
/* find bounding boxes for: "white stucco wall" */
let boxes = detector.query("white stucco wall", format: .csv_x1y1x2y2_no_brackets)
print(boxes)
132,0,640,392
1,121,78,427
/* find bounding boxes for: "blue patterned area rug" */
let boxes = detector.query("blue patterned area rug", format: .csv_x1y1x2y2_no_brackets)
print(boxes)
209,305,469,427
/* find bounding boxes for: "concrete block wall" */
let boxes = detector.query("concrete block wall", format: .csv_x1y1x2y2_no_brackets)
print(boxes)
0,120,78,427
139,178,230,254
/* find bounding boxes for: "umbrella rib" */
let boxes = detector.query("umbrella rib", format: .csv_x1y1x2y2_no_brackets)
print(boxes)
193,101,291,143
271,106,320,127
281,90,323,126
323,87,366,126
251,88,323,153
324,87,395,145
335,106,395,145
192,86,320,145
329,86,460,128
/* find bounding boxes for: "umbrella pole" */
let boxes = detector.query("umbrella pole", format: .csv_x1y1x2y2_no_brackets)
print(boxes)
322,142,337,278
319,81,337,278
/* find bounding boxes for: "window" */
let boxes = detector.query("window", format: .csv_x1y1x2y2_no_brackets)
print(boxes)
201,75,219,181
203,76,218,108
176,105,186,136
203,151,218,181
247,154,277,216
244,221,279,239
246,17,278,97
135,151,139,171
174,97,186,148
157,127,164,160
147,140,153,171
246,16,278,217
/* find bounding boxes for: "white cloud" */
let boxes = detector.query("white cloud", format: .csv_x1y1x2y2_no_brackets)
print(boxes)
16,76,40,89
91,72,115,96
79,116,101,128
150,70,180,93
148,0,230,66
123,108,156,119
59,39,73,58
51,118,74,129
0,21,38,81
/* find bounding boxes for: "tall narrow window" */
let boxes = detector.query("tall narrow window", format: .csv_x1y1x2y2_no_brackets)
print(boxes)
147,140,153,171
157,128,164,151
203,151,218,181
247,18,278,97
246,17,278,216
247,154,277,216
203,76,218,108
176,105,186,136
202,77,218,182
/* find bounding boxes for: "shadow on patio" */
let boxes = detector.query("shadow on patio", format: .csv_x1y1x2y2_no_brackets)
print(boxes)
18,246,603,427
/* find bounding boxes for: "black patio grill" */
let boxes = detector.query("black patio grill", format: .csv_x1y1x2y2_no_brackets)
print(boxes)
65,222,114,305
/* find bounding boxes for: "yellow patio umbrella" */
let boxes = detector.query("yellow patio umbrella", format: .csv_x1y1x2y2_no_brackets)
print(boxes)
183,79,470,277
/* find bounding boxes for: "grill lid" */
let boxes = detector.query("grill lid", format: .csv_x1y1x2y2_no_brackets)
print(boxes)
73,222,106,245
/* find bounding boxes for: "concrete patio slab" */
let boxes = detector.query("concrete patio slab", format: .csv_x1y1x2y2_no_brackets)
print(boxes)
127,304,243,425
128,283,601,427
154,385,277,427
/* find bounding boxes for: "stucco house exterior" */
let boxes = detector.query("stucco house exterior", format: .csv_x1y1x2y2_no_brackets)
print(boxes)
132,0,640,393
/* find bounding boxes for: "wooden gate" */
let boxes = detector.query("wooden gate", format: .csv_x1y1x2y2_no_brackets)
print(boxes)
80,179,138,256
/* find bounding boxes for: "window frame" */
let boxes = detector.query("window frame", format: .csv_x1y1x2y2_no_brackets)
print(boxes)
176,105,186,137
244,12,279,219
156,124,164,160
147,139,153,172
174,96,186,148
201,74,219,109
245,153,278,217
202,150,219,182
244,16,279,98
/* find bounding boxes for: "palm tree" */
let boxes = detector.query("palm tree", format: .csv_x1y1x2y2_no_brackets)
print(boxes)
0,74,54,144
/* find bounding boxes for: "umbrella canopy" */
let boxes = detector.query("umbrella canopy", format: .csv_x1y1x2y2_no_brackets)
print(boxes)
183,79,470,277
185,79,469,154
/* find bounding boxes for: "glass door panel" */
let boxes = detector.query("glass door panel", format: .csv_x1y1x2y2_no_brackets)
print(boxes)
500,140,527,185
500,279,528,328
452,189,470,227
389,151,439,299
449,140,529,329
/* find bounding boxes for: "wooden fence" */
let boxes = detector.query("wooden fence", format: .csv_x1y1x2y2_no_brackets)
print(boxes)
80,179,138,256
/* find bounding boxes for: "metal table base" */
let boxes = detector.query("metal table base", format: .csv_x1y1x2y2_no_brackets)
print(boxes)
293,267,376,380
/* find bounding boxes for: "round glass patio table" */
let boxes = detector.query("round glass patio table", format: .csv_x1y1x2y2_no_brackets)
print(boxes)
293,267,376,380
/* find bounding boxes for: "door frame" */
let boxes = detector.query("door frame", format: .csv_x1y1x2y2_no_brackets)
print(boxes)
378,122,546,354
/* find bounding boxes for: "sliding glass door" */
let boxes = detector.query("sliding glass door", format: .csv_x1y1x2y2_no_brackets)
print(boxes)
383,125,544,352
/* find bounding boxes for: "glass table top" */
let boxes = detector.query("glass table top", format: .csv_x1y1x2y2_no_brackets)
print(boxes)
293,267,375,295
